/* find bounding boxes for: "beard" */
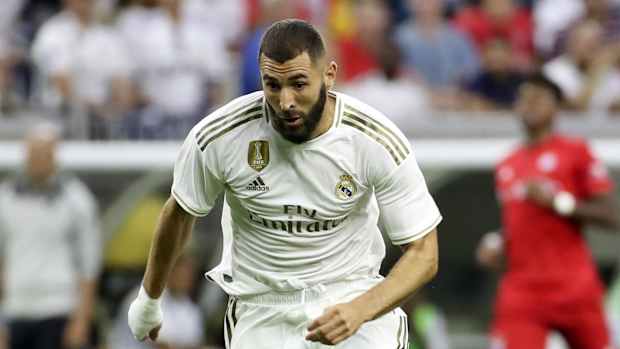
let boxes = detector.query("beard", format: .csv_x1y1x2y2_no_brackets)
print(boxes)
269,83,327,144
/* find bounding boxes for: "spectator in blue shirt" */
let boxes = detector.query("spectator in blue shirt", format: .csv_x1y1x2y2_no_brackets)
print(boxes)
394,0,480,88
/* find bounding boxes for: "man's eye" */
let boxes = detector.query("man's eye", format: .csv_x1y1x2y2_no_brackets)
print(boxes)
266,82,280,90
294,82,306,89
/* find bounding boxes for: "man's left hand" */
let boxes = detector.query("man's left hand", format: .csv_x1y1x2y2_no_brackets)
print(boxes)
63,317,89,349
525,181,554,209
305,302,367,345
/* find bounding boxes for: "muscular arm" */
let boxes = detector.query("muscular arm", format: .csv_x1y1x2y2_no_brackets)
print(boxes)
572,193,619,230
307,229,439,345
526,183,619,230
352,229,439,320
142,196,196,298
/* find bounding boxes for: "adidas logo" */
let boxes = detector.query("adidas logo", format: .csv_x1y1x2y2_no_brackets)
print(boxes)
246,176,270,192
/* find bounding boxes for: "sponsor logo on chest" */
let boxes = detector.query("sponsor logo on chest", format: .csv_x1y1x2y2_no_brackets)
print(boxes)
246,175,269,192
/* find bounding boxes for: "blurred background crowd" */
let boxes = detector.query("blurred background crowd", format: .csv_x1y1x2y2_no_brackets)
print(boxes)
0,0,620,349
2,0,620,139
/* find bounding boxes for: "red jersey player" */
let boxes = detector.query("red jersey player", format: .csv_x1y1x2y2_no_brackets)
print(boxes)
477,73,619,349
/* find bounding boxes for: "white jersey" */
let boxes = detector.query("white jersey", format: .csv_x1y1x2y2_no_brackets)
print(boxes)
172,91,442,296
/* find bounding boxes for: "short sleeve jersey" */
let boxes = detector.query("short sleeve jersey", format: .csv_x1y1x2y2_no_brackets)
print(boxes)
172,91,442,296
495,134,613,301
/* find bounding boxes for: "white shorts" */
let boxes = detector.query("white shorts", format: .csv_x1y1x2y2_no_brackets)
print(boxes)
223,279,409,349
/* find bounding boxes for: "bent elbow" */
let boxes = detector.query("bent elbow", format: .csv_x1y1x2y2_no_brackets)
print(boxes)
425,255,439,283
611,216,620,231
600,212,620,231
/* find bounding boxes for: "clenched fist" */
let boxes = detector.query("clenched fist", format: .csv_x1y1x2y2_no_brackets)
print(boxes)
128,286,163,342
306,302,366,345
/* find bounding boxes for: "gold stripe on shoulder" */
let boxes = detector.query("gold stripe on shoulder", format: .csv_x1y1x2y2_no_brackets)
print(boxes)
196,97,262,142
343,111,407,161
344,105,410,156
334,97,343,127
196,103,263,145
342,119,401,165
263,101,270,122
199,113,263,151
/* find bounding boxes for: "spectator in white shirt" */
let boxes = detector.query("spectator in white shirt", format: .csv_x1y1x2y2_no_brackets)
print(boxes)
533,0,583,57
182,0,248,48
120,0,230,139
536,0,620,58
0,123,102,349
543,20,620,112
31,0,135,138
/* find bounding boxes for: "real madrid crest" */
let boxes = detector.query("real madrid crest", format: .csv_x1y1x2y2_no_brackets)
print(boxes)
335,174,357,200
248,140,270,171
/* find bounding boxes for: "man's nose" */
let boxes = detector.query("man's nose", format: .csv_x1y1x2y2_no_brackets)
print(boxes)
279,88,296,111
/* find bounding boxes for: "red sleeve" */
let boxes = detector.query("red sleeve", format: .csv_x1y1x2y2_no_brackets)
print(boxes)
576,141,614,198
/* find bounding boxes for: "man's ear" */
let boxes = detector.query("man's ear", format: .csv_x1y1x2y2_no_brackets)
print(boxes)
323,61,338,89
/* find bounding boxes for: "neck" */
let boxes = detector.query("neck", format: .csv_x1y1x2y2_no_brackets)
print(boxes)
73,12,91,27
416,16,441,30
525,126,553,145
309,94,336,139
167,4,181,23
27,173,55,189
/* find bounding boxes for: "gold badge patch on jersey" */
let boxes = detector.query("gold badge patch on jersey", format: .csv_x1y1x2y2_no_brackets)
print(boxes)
335,174,357,200
248,140,269,171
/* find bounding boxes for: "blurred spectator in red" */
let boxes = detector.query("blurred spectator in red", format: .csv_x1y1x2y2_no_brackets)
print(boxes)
31,0,135,138
239,0,296,94
395,0,479,88
121,0,230,139
342,40,430,129
463,38,525,110
335,0,390,83
542,20,620,112
454,0,534,71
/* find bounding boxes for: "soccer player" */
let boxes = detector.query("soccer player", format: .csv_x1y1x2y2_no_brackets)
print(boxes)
477,73,619,349
128,19,442,348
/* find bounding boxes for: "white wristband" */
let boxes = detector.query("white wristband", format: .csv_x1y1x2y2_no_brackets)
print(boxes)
128,285,163,341
553,191,576,216
482,231,503,250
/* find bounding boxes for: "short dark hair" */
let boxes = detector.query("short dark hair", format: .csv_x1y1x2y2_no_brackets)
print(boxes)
259,19,326,64
523,72,564,102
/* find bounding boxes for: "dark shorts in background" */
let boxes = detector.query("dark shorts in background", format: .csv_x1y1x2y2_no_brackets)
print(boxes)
8,316,68,349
